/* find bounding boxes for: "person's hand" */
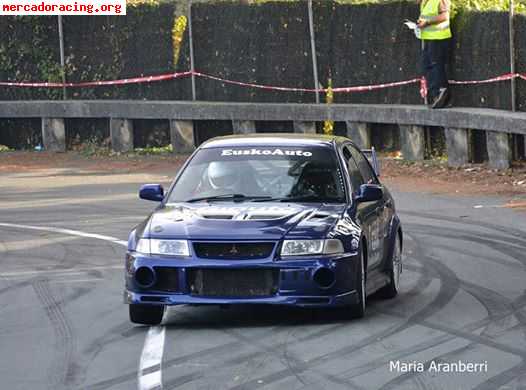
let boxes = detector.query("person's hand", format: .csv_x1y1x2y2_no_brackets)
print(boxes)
417,18,427,28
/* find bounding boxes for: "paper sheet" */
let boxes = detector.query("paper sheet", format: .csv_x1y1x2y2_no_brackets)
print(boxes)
404,20,421,39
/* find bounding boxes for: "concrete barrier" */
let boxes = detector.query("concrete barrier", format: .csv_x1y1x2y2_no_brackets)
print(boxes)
445,127,470,167
346,122,371,149
170,120,195,154
399,125,425,161
110,118,134,153
41,118,66,152
1,101,525,168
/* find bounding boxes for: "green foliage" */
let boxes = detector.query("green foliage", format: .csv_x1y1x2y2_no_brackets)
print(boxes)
134,144,173,155
0,16,63,100
197,0,525,12
452,0,525,13
0,145,12,152
71,136,173,157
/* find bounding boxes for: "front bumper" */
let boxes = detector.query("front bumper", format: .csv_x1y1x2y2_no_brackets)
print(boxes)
125,252,360,308
124,290,358,307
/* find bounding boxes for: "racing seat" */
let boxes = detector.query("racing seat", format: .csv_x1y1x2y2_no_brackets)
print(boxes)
291,163,338,198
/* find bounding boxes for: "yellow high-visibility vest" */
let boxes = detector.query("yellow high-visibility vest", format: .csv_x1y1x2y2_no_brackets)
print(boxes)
419,0,452,40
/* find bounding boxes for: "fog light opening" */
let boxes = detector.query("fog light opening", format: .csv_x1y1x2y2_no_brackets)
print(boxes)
313,268,335,289
135,266,155,288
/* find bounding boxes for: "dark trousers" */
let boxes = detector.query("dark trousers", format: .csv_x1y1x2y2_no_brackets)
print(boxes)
422,38,451,101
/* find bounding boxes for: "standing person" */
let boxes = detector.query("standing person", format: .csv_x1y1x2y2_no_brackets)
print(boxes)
417,0,452,109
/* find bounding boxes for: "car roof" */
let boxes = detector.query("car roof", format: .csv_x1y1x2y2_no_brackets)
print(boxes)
199,133,354,149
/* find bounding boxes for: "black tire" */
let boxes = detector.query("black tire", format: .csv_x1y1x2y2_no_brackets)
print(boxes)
129,304,164,325
348,246,366,319
378,234,402,299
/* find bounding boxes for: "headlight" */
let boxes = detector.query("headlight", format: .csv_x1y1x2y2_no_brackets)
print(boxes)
135,238,190,257
280,239,344,257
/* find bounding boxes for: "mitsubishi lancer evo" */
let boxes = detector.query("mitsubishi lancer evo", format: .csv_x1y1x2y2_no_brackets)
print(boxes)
124,134,403,325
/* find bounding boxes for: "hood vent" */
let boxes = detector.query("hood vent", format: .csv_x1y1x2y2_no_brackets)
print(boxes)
308,212,331,221
246,214,285,220
202,214,234,220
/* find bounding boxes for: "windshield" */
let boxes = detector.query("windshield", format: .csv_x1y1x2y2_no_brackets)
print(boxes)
167,145,346,203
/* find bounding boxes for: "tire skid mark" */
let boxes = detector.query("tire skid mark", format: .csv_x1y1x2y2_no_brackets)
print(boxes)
428,242,524,272
369,284,522,388
0,222,134,390
382,308,526,359
405,263,519,324
395,236,526,357
159,313,358,390
458,280,517,337
406,225,526,359
218,326,364,390
406,223,526,269
333,292,501,382
401,210,526,240
211,233,460,390
223,320,419,390
87,338,256,389
333,320,483,385
473,360,526,390
0,278,34,296
396,235,461,325
338,231,524,387
33,280,76,389
83,321,142,357
336,287,512,383
281,327,309,387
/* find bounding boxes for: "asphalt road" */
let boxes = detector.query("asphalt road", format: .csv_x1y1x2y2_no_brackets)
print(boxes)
1,168,525,390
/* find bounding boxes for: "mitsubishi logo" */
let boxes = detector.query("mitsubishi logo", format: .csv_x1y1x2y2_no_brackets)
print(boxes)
228,244,239,256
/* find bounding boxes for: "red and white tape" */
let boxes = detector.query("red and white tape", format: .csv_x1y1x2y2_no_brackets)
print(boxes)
449,73,518,85
0,70,524,94
331,78,422,93
193,71,320,93
0,71,192,88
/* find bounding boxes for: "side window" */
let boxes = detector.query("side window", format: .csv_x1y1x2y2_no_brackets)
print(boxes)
342,146,364,194
349,146,378,185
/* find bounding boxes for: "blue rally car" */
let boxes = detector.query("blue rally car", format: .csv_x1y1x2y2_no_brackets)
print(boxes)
125,134,402,324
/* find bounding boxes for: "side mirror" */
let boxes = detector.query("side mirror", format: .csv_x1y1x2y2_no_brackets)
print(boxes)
139,184,164,202
356,184,383,203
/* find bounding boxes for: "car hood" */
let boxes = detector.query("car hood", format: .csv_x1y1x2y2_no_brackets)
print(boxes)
144,202,346,241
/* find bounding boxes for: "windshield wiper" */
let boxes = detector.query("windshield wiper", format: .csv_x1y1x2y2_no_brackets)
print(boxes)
253,195,343,203
185,194,272,203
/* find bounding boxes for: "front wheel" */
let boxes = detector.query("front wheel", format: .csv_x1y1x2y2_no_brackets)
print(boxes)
378,234,402,299
347,247,366,319
129,304,164,325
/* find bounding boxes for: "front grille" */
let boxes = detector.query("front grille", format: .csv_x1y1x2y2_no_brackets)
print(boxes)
153,267,179,292
188,269,278,297
193,242,275,259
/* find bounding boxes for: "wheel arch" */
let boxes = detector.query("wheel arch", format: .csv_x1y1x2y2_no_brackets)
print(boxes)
383,216,402,271
361,235,368,271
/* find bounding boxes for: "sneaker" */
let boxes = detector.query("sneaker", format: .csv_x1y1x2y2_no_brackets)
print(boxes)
431,88,449,109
